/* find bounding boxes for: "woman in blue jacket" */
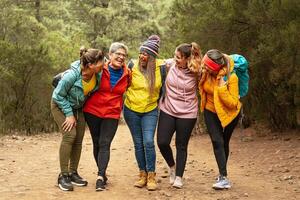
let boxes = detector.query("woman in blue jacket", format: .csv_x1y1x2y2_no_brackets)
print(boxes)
51,47,104,191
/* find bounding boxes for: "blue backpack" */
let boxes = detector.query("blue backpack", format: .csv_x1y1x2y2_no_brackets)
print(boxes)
229,54,249,98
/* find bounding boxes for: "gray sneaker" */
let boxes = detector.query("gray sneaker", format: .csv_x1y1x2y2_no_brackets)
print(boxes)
212,176,231,190
58,173,74,191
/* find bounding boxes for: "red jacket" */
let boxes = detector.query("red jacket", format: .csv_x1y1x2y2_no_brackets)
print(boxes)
83,63,130,119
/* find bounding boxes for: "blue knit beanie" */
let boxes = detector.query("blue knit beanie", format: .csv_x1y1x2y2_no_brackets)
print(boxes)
139,35,160,57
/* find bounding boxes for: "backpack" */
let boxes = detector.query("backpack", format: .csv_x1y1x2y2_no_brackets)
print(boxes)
229,54,249,98
52,70,70,88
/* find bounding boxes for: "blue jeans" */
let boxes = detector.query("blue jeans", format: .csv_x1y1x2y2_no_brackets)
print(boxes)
123,106,158,172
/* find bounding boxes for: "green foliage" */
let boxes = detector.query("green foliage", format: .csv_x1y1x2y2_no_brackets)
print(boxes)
0,0,82,134
165,0,299,130
0,0,298,134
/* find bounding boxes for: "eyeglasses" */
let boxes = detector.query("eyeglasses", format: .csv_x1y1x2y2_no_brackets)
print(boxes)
114,52,127,58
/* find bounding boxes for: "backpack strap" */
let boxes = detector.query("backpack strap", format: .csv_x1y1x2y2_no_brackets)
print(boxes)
127,59,134,70
126,59,134,89
159,64,168,102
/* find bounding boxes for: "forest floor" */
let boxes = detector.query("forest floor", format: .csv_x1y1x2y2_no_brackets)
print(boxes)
0,124,299,200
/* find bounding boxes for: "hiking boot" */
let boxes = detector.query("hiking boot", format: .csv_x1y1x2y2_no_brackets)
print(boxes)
70,171,88,186
146,172,157,191
169,167,176,185
58,173,73,191
134,170,147,188
172,176,183,189
96,176,106,191
212,175,231,190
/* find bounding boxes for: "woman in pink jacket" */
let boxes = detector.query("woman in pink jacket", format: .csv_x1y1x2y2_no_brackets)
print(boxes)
157,43,202,189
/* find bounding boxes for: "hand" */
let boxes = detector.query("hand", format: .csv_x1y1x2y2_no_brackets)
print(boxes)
165,58,174,68
62,116,76,132
219,76,227,87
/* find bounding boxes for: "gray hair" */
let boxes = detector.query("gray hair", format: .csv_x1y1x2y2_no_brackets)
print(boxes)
109,42,128,54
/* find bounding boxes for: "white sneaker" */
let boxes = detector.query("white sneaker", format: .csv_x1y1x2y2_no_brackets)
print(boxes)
212,176,231,190
172,176,183,189
169,167,176,185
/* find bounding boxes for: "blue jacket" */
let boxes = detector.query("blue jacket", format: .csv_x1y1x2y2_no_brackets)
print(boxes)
52,60,101,116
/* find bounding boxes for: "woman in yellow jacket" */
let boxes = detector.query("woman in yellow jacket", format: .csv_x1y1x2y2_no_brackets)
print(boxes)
123,35,163,191
199,49,241,190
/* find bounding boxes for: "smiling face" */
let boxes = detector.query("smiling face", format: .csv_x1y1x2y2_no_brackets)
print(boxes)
109,48,127,69
174,50,188,69
139,51,149,68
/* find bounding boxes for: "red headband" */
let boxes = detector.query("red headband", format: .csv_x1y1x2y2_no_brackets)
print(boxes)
203,54,222,72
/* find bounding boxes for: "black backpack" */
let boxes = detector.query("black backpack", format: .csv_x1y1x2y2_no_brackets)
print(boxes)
52,70,70,88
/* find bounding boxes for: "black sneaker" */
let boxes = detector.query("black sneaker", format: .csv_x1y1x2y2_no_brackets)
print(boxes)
58,173,73,191
96,177,106,191
70,171,88,186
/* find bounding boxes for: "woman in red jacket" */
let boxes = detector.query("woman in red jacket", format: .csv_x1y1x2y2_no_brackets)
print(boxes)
83,42,130,191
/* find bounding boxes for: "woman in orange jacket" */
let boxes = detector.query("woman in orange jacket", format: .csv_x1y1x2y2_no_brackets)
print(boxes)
199,49,241,190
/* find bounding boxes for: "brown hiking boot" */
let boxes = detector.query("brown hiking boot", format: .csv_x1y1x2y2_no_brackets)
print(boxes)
146,172,157,191
134,170,147,188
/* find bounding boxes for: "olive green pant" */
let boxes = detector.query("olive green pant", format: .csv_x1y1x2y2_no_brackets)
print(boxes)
51,100,86,174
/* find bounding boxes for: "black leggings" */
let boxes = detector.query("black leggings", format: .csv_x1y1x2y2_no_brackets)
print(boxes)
204,109,240,176
84,112,119,177
157,110,197,177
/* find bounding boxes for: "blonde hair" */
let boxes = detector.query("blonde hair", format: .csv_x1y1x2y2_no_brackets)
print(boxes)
138,55,156,98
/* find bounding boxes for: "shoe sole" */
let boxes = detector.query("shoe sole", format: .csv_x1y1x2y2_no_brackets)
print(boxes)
134,184,145,188
58,184,73,191
172,184,183,189
147,187,157,191
71,181,88,186
95,187,105,191
212,185,231,190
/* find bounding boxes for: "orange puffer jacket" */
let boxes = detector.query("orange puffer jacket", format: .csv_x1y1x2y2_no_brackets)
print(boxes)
199,58,242,127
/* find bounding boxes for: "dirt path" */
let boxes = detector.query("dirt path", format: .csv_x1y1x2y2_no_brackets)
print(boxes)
0,125,299,200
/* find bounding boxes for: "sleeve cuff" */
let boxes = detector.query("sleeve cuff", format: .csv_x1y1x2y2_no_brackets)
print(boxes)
65,111,74,117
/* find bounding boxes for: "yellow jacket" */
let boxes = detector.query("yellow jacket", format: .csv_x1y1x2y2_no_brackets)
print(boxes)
199,58,242,127
124,59,164,113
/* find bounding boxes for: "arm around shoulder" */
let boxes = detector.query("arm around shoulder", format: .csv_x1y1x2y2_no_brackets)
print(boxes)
217,73,240,109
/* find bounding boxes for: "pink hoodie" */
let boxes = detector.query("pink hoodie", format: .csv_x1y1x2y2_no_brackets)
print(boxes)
159,64,199,118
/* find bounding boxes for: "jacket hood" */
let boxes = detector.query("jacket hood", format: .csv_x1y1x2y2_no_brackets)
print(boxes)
70,60,81,77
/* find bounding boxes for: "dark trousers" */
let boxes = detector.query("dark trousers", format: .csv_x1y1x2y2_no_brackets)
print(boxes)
84,112,119,177
204,109,240,176
51,100,86,174
157,110,197,177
